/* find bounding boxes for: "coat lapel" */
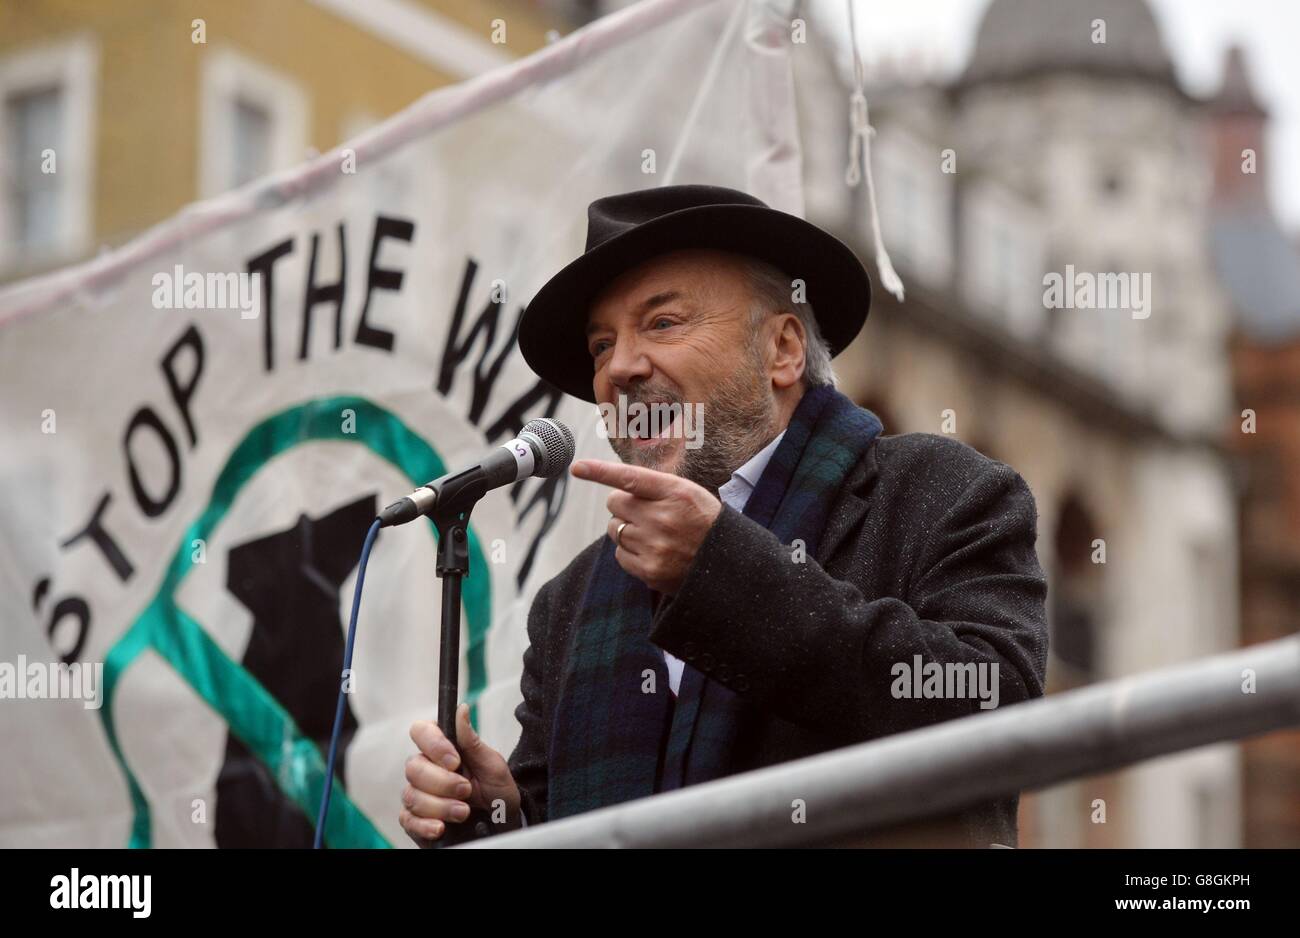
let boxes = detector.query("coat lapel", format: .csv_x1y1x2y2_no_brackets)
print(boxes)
813,444,877,563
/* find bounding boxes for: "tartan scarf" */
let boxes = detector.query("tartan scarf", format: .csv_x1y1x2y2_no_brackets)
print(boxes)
546,385,884,821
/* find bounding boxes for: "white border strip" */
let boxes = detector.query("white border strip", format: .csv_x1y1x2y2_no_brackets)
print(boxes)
0,0,723,325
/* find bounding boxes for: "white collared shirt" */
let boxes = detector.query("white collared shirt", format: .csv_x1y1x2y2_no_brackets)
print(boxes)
662,429,786,695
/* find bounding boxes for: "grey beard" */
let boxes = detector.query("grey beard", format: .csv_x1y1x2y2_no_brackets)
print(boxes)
679,363,777,494
609,350,778,495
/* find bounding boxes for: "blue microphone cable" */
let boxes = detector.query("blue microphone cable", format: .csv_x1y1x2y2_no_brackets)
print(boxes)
314,517,382,849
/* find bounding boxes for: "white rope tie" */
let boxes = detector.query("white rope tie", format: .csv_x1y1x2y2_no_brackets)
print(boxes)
843,0,904,301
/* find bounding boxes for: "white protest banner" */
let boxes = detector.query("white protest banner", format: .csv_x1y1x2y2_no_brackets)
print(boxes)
0,0,805,847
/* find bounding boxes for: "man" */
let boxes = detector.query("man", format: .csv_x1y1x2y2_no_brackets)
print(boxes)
399,185,1049,847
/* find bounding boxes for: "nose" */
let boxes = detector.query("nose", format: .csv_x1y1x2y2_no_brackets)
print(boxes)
603,332,652,392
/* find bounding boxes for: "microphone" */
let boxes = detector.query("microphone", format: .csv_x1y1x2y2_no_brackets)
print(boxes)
378,418,575,527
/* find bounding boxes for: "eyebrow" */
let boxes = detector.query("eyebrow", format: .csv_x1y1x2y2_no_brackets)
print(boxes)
586,290,684,336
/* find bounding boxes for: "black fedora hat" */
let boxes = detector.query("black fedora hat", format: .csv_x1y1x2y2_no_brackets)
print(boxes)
518,184,872,403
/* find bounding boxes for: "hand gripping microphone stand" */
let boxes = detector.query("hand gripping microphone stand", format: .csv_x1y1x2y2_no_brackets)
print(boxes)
425,467,497,846
403,418,573,847
315,419,573,849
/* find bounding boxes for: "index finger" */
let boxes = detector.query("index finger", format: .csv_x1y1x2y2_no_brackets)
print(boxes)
571,459,677,499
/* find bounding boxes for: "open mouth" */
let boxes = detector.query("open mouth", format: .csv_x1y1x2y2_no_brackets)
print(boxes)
631,415,679,447
626,399,681,447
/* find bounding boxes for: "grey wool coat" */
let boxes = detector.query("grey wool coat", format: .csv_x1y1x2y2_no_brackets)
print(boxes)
505,430,1050,847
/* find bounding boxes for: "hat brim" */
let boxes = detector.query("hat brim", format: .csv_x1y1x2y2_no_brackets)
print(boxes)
518,203,871,403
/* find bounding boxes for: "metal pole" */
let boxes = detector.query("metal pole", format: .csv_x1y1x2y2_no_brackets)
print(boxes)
436,551,462,747
465,636,1300,848
432,513,493,846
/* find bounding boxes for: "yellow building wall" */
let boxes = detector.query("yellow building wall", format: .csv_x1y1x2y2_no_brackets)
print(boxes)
0,0,561,272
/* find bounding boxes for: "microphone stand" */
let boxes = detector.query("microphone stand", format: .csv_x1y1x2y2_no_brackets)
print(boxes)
427,469,497,847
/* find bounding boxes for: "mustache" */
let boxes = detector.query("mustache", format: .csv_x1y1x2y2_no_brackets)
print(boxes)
618,383,684,407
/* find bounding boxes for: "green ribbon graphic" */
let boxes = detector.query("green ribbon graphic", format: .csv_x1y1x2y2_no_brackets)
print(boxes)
98,396,493,848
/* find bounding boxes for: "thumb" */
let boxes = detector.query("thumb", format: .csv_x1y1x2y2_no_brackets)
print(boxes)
455,703,497,773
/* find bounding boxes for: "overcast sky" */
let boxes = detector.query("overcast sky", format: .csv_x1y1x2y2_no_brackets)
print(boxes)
816,0,1300,234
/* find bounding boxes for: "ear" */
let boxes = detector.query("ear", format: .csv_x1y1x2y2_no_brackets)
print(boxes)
767,312,806,390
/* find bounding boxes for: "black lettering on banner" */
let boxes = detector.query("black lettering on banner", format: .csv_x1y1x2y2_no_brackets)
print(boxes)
484,380,564,447
300,223,347,360
47,596,91,664
513,474,567,589
438,257,526,426
161,324,205,449
32,577,50,611
124,408,182,518
355,215,413,352
484,381,567,588
247,238,295,371
59,492,135,582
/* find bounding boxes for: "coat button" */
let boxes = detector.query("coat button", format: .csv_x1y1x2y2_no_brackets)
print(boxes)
682,641,698,659
698,652,715,672
733,674,750,693
715,663,731,681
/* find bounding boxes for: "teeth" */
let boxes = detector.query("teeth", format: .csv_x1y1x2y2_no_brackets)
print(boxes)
617,398,680,441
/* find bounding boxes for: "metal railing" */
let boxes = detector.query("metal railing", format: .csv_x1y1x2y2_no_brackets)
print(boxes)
463,636,1300,848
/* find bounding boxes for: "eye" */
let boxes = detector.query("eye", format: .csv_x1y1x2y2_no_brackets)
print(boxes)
590,339,611,358
651,317,674,330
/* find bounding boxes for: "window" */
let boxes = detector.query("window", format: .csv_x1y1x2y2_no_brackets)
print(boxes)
959,181,1046,339
5,86,64,252
0,38,97,274
231,98,273,189
199,47,308,197
873,127,954,288
1049,494,1104,686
